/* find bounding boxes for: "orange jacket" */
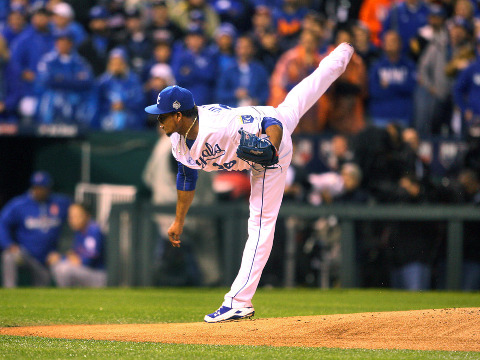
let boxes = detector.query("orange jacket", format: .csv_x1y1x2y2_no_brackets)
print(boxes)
359,0,392,46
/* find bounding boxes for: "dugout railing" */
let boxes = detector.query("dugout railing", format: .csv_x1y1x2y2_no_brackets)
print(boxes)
107,202,480,290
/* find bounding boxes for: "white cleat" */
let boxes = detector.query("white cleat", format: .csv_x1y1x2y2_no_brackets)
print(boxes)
204,306,255,323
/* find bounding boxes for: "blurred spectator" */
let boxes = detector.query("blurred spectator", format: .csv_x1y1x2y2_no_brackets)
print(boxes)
301,10,327,51
388,174,439,290
457,169,480,290
50,2,87,46
9,6,54,121
402,127,431,184
250,4,275,45
78,6,115,77
409,4,448,62
120,8,152,76
95,48,145,130
453,38,480,133
368,30,416,128
144,63,175,126
352,21,381,69
48,203,106,287
142,40,173,82
170,0,220,39
318,28,367,134
254,28,283,76
358,0,392,47
382,0,429,55
213,23,237,74
415,5,452,136
445,17,475,79
451,0,475,23
0,171,70,288
326,134,354,172
268,29,324,134
171,25,217,105
209,0,252,33
272,0,308,50
461,126,480,176
147,0,184,45
1,8,27,46
215,35,269,107
352,123,409,201
35,30,95,125
308,163,365,205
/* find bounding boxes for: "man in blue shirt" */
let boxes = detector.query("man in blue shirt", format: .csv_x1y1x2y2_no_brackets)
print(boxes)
369,30,417,128
0,171,70,287
49,203,106,287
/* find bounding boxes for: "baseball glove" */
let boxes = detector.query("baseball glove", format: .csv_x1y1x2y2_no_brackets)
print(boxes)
236,128,279,168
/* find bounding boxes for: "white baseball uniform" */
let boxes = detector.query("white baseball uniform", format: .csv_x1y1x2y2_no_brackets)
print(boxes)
171,43,354,308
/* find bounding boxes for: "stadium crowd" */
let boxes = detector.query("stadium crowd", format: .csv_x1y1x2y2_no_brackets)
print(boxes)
0,0,480,290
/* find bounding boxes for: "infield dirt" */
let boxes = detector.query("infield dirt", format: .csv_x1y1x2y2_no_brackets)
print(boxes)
1,307,479,351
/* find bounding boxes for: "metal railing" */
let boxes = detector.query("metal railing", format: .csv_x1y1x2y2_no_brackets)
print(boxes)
107,202,480,290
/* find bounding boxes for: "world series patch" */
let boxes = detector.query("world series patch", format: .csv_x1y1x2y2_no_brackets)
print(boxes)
239,115,254,124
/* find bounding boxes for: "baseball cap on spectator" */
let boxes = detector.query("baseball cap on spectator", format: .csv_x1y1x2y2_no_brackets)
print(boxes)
145,85,195,115
189,9,205,22
30,171,53,188
255,4,271,16
89,6,109,20
125,8,141,18
52,2,75,19
30,4,52,16
54,28,75,40
109,48,128,61
214,22,237,39
429,4,446,18
186,23,204,36
150,63,176,86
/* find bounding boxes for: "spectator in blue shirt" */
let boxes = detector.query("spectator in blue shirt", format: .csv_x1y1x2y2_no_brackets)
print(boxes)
215,35,269,107
382,0,429,55
49,203,106,288
1,8,27,46
9,6,55,120
35,30,95,125
171,25,217,105
453,40,480,132
369,30,417,128
95,48,146,130
0,171,71,288
78,6,116,77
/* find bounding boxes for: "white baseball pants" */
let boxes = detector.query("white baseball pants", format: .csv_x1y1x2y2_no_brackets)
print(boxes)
223,43,354,308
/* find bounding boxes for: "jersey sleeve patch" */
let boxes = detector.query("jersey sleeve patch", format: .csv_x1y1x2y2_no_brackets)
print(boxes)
239,115,254,124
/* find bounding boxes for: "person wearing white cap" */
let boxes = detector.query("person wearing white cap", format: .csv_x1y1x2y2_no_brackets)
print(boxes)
50,2,87,46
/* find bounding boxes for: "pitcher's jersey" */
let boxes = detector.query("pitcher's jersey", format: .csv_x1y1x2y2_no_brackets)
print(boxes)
171,104,275,172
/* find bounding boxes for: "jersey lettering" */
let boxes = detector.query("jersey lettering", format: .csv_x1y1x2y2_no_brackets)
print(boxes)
196,142,226,168
213,160,237,170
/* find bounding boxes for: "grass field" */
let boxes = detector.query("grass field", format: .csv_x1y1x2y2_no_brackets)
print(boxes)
1,288,479,359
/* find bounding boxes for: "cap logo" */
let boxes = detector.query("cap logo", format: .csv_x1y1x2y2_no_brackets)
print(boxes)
173,101,181,110
156,93,161,104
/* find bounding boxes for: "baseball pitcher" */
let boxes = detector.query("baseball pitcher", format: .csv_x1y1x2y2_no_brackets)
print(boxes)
145,42,354,322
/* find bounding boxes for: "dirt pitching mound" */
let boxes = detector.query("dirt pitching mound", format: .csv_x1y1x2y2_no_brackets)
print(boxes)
1,308,480,351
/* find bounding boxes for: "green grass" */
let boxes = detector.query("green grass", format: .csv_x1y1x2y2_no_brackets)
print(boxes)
1,288,479,359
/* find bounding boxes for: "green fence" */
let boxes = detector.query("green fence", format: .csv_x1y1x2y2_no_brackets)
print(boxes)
108,202,480,290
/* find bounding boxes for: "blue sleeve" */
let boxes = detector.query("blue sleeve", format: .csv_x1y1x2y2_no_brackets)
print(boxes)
454,66,473,112
177,162,198,191
261,116,283,134
0,202,17,249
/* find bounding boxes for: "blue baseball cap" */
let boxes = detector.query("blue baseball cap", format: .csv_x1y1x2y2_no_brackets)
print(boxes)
30,171,53,188
145,85,195,115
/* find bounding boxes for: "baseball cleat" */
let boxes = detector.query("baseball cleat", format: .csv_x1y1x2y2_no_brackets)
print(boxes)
204,306,255,323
